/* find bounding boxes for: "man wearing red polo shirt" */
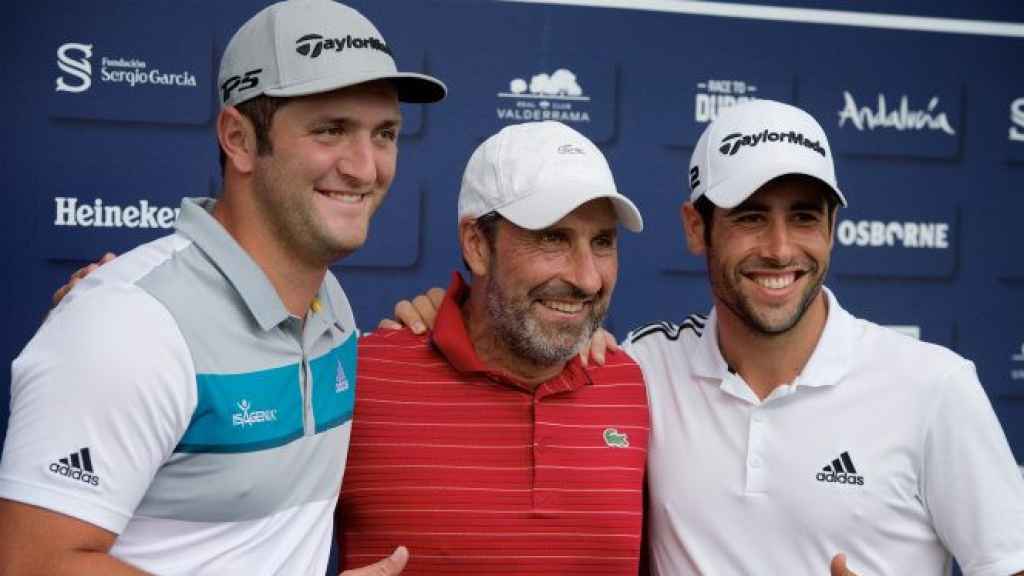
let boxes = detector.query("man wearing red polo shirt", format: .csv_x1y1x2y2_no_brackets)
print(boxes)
337,121,649,575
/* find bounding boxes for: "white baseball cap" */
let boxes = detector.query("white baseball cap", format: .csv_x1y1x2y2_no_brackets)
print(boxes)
689,99,846,208
459,121,643,232
218,0,446,107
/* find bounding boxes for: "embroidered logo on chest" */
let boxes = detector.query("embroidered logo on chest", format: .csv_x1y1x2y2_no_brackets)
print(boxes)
603,428,630,448
815,451,865,486
335,360,350,393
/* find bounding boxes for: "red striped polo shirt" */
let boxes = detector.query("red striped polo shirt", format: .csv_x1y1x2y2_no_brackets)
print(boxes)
337,273,649,575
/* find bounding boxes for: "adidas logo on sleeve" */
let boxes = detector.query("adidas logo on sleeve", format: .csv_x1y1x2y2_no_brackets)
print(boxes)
48,447,100,486
815,451,864,486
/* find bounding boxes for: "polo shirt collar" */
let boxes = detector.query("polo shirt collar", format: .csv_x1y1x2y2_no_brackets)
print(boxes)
692,286,854,390
431,272,592,396
175,197,341,332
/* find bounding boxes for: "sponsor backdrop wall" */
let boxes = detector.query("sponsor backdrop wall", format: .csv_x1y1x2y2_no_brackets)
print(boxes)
5,0,1024,476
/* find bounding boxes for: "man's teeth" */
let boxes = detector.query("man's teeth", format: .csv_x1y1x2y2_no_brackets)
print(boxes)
755,274,795,289
542,300,584,313
322,191,364,203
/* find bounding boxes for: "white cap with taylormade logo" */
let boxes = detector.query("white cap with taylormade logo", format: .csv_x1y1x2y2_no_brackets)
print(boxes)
218,0,446,107
459,121,643,233
688,99,846,208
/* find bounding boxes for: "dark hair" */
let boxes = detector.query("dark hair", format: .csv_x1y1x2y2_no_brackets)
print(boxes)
692,175,841,244
463,211,503,271
218,95,290,172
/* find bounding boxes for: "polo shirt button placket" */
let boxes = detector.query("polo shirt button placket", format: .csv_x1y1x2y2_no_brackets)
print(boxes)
746,409,768,493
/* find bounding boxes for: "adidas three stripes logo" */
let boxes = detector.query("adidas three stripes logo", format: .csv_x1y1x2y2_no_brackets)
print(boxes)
815,451,865,486
48,447,101,486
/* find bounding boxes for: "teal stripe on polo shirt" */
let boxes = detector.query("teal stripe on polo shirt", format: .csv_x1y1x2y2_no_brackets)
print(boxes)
177,363,304,453
311,336,357,434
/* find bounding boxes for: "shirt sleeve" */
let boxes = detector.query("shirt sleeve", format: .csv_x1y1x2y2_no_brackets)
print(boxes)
922,361,1024,576
0,283,196,534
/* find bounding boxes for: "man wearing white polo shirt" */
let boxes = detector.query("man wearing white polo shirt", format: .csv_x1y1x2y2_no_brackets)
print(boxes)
624,99,1024,575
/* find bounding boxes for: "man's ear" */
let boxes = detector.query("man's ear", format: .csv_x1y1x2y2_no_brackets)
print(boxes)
218,106,258,175
459,218,492,277
681,201,708,256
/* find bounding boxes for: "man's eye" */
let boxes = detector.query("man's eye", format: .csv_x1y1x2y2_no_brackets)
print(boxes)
376,128,398,142
540,231,566,244
593,234,616,250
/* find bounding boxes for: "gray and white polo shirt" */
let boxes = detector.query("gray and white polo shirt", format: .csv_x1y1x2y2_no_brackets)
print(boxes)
0,197,357,575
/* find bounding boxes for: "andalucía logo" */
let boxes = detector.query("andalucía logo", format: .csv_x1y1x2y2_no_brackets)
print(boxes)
55,41,199,95
496,68,593,125
837,91,955,135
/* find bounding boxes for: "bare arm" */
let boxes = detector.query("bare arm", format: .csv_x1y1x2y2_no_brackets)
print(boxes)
0,500,147,575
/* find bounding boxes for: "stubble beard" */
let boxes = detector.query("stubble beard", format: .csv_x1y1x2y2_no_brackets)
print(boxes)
708,247,828,336
484,274,606,369
252,158,351,266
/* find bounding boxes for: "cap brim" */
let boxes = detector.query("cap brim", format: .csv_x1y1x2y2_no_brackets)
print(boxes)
264,70,446,104
497,186,644,233
704,160,846,209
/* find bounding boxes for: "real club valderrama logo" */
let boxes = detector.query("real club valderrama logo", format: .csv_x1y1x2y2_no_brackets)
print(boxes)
496,68,593,125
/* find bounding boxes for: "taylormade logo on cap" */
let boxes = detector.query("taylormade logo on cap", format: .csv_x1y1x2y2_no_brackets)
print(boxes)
217,0,445,107
294,33,393,59
688,99,847,209
718,130,827,158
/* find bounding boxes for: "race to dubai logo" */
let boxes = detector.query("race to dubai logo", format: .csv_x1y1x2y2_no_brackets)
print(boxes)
496,68,592,125
694,79,759,123
1010,97,1024,142
837,91,956,135
55,41,199,94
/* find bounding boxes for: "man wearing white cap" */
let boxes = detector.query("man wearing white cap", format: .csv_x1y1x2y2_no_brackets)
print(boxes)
625,99,1024,575
387,101,1024,575
335,120,651,575
0,0,444,574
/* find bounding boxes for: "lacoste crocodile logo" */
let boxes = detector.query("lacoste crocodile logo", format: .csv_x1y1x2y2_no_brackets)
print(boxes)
603,428,629,448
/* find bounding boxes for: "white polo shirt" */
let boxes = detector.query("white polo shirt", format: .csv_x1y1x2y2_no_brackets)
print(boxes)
624,288,1024,576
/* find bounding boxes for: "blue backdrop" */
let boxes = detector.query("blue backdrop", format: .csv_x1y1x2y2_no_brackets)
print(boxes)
5,0,1024,477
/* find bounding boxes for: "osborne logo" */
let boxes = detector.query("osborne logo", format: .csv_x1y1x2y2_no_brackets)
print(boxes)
836,220,950,249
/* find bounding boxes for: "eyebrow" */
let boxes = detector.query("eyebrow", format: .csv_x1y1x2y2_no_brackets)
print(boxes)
726,199,826,215
308,114,403,130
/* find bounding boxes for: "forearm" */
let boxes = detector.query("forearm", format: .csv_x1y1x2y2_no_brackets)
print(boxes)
0,551,151,576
